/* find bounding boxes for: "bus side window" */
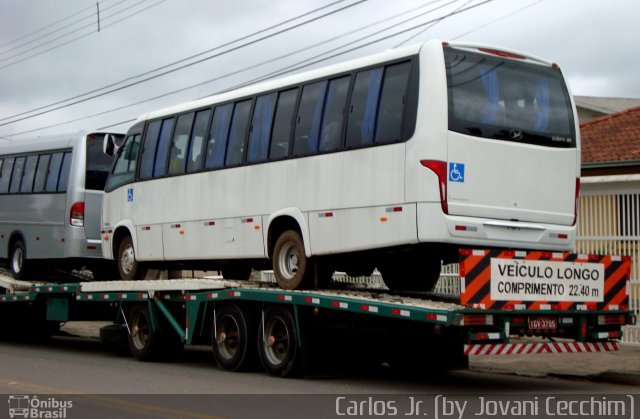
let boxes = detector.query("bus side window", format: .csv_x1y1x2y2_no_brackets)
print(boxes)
376,61,411,144
9,156,26,193
293,81,327,156
57,152,72,192
33,154,50,193
0,157,15,193
45,153,64,193
140,120,162,180
269,88,298,160
346,67,383,148
168,112,195,176
319,76,350,152
20,155,39,193
205,104,232,170
187,109,212,173
247,93,276,163
225,99,253,167
153,118,175,178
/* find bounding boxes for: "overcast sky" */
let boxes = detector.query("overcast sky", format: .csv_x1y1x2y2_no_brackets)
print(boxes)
1,0,639,140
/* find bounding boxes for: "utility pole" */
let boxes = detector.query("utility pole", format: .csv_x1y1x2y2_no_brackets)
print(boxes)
97,2,101,32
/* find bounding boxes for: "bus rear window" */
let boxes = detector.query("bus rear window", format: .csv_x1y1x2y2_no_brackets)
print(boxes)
445,47,576,148
86,134,118,190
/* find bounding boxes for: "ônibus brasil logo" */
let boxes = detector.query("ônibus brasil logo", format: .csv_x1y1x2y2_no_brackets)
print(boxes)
8,395,73,418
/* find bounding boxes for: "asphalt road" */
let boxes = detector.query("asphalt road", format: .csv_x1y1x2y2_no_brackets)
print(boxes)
0,334,638,419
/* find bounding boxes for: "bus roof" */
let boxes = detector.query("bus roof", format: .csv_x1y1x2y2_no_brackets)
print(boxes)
136,41,427,124
0,131,118,156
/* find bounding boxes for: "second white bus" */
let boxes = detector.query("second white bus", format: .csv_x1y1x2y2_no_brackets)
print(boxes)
101,40,580,291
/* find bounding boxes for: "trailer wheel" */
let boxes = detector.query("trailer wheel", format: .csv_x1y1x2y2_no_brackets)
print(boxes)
128,304,161,361
273,230,310,290
118,236,146,281
258,307,301,377
212,304,256,371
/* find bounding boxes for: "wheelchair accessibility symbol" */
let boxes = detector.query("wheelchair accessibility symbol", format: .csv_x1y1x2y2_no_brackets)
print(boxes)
448,163,465,183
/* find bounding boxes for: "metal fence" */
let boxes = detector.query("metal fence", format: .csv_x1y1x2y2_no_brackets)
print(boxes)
577,176,640,344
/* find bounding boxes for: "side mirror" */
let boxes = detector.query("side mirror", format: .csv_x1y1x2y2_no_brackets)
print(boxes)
103,133,124,156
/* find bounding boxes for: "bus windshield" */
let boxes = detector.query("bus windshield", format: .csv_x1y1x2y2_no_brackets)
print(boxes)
86,133,117,190
445,46,576,148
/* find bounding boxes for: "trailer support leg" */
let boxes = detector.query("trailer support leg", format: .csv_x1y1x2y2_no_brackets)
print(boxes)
153,298,186,343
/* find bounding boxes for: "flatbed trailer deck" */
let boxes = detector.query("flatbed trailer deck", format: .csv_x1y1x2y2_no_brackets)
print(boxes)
0,249,635,377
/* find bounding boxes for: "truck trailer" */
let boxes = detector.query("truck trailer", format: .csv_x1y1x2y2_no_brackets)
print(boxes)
0,249,634,377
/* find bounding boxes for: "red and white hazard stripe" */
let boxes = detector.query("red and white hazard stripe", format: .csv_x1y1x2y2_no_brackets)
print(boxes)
464,341,619,356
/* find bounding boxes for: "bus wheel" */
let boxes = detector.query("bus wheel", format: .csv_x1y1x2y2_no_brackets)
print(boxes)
212,304,256,371
273,230,310,290
258,307,301,377
117,236,146,281
128,304,160,361
10,240,32,280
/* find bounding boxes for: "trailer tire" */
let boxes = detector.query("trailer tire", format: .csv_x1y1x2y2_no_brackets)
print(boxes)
273,230,310,290
117,236,147,281
212,304,256,371
127,304,162,361
258,307,301,377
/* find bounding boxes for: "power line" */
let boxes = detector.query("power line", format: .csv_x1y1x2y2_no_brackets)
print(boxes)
0,0,367,127
0,0,165,71
452,0,544,40
0,2,100,50
0,0,129,58
0,0,353,124
2,0,494,138
394,0,474,47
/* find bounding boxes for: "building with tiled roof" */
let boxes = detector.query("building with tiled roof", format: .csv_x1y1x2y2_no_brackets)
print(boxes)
580,106,640,176
575,96,640,123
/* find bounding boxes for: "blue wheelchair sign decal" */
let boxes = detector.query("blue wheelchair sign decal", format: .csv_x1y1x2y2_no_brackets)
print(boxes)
127,188,134,202
448,163,465,183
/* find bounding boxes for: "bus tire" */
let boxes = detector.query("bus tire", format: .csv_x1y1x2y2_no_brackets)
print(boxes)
212,303,256,371
117,236,146,281
127,304,161,361
272,230,311,290
258,307,301,377
10,240,33,280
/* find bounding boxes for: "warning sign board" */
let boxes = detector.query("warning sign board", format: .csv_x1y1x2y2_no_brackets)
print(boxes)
460,250,631,311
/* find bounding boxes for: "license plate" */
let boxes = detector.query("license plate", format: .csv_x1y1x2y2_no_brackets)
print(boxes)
527,317,557,330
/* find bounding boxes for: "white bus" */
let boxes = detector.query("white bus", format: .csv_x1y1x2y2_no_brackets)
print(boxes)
0,132,123,280
101,40,579,291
